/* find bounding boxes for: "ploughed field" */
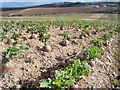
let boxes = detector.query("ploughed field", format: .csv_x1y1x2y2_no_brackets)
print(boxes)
0,19,120,89
1,7,113,17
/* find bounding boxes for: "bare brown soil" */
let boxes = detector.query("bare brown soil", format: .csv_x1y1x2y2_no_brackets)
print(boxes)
0,24,119,89
0,7,113,17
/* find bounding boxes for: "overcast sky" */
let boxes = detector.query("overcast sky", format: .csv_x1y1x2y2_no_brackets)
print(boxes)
0,0,119,2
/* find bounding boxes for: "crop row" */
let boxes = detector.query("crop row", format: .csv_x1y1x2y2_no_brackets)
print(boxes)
0,20,119,89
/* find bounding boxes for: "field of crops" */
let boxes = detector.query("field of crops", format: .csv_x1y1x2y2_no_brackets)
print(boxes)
0,18,120,89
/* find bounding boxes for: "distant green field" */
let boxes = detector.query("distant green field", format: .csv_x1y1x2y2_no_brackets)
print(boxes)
1,13,119,22
1,13,92,21
102,14,119,21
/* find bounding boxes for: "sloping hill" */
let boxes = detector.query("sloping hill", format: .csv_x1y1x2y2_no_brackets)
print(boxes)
1,7,114,17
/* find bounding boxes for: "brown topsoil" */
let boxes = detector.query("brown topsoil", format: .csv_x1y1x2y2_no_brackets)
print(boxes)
0,7,113,17
0,23,119,89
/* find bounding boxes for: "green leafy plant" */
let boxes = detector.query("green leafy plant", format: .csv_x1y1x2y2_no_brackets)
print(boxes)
3,27,12,32
95,28,101,33
83,46,104,60
4,43,29,59
5,42,19,59
40,59,91,89
40,33,50,44
11,32,20,40
0,31,7,41
114,25,120,33
91,39,105,46
37,25,51,44
81,28,90,37
59,31,69,40
37,25,47,35
20,46,29,50
102,33,114,40
27,27,36,33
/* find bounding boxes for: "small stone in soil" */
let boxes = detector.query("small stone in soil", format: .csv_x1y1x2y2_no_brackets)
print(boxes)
60,40,69,46
76,53,85,60
42,45,52,52
71,40,78,45
106,55,112,62
16,84,21,89
91,76,95,80
2,64,11,73
89,61,95,67
91,86,97,90
72,84,79,88
101,47,105,51
113,72,118,77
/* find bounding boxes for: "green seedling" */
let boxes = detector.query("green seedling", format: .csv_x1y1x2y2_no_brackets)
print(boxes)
0,31,7,41
11,32,20,40
40,33,50,44
59,31,69,40
81,28,90,37
84,46,104,60
3,27,12,32
27,27,36,33
4,42,29,59
37,25,47,35
91,39,105,46
40,59,91,89
102,33,114,40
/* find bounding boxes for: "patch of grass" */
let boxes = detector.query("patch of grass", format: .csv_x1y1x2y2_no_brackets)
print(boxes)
2,13,92,21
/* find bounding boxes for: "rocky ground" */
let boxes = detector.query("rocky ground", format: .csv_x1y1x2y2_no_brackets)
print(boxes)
78,33,120,89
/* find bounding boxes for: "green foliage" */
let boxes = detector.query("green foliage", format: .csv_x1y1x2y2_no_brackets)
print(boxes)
95,28,101,33
40,59,91,89
84,46,104,60
59,32,69,40
109,30,116,35
37,25,47,35
0,19,118,89
20,46,29,50
37,25,50,43
91,39,105,46
81,28,90,36
40,78,52,88
0,31,7,41
3,27,12,32
114,25,120,33
5,43,19,59
4,43,29,59
11,32,20,40
102,33,114,40
27,27,36,33
40,33,50,43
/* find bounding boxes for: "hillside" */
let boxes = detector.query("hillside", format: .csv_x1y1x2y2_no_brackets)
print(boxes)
1,2,119,10
1,7,115,17
0,2,119,17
